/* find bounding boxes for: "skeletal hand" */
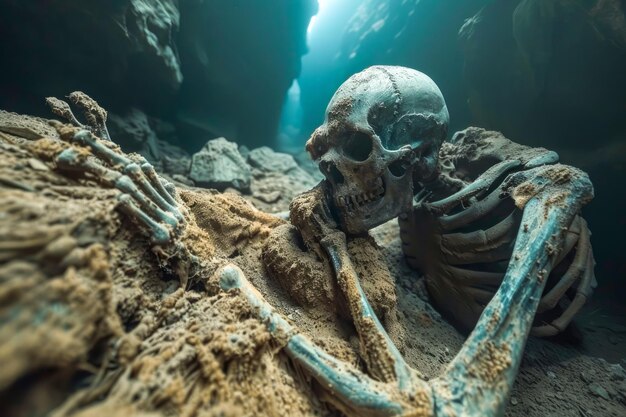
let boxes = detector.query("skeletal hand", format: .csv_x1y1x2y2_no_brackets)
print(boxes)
46,92,195,284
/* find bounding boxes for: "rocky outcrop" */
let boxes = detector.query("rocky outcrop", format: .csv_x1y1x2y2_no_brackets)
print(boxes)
458,0,626,150
108,108,191,180
0,0,316,149
189,138,251,191
176,0,317,149
248,147,299,173
108,108,163,163
0,0,182,114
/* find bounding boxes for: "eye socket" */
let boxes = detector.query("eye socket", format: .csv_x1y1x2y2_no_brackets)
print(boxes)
342,132,373,162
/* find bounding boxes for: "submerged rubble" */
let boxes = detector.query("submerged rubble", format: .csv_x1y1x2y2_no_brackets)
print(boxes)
189,137,252,191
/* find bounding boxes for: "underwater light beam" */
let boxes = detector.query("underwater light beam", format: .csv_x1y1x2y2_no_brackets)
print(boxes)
308,0,332,34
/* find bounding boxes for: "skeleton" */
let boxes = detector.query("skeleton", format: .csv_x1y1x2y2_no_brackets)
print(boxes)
43,64,595,417
302,66,596,338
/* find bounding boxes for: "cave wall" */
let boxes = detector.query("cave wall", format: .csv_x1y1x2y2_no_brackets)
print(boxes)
0,0,316,149
459,0,626,150
0,0,182,116
176,0,316,150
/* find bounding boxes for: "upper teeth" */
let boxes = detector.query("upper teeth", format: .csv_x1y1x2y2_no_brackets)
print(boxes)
336,177,385,211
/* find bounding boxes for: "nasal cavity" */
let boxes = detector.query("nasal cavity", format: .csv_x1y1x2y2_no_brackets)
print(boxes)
388,159,408,177
342,132,373,162
320,161,345,184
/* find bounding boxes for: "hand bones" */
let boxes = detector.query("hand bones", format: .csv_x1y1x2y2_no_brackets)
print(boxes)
45,93,196,284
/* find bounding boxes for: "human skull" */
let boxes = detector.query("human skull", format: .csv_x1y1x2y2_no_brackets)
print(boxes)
307,66,449,234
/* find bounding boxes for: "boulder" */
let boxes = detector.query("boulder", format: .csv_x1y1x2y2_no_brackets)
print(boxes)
108,108,191,176
248,146,298,173
189,138,251,191
108,108,161,162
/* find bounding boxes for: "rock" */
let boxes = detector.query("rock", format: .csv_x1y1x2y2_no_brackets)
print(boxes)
189,138,251,191
244,144,321,211
171,174,194,187
0,0,316,150
546,370,556,379
294,150,325,181
458,0,626,150
27,158,49,171
580,371,593,383
239,145,251,160
0,111,59,140
109,108,161,162
158,139,191,176
109,109,191,176
589,382,611,400
609,363,626,381
616,382,626,404
162,155,191,177
253,190,282,204
248,146,298,173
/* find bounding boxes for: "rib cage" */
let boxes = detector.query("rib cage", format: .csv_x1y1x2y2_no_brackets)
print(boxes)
399,128,596,336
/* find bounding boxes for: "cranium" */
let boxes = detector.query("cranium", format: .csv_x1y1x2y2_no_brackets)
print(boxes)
306,65,450,234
